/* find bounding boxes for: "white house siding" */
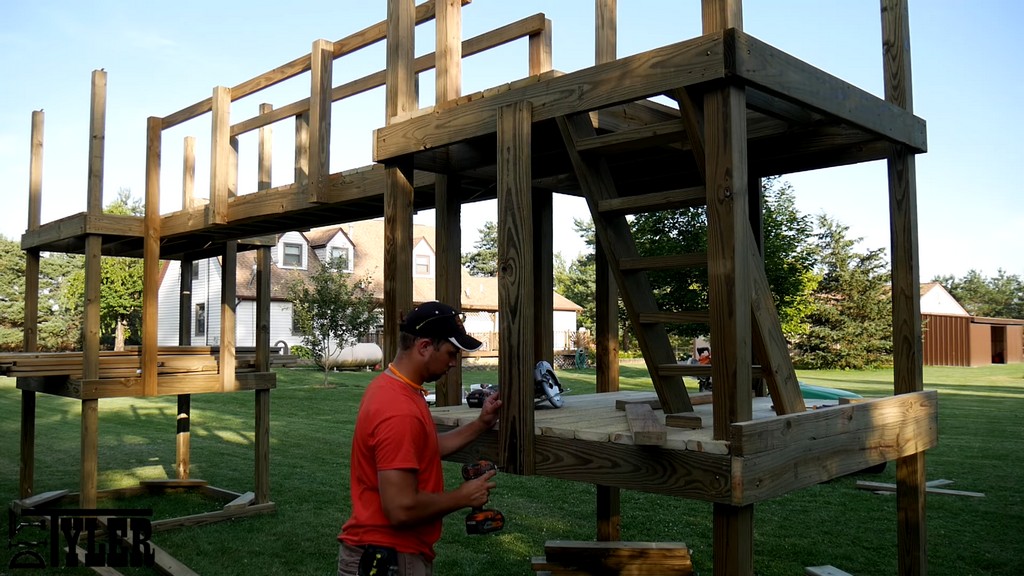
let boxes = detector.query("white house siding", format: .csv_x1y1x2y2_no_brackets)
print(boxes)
157,257,222,346
276,232,309,270
157,261,182,345
233,300,302,350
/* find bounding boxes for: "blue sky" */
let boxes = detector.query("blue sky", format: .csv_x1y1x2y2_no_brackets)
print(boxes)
2,1,1022,281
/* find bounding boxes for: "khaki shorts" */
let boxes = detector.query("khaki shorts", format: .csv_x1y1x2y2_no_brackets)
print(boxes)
337,541,432,576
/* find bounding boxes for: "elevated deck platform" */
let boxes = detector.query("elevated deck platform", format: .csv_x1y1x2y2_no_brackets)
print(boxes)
434,389,937,506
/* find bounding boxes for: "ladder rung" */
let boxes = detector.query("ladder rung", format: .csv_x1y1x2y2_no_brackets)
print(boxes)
598,186,706,216
657,363,765,378
638,311,710,324
575,119,687,153
620,253,707,271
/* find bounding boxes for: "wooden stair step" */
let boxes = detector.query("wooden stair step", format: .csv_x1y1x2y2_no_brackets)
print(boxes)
619,253,707,271
597,186,706,216
638,311,710,324
574,118,687,153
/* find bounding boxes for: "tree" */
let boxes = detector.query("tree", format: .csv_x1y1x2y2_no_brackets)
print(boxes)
793,215,892,370
62,189,145,350
934,269,1024,319
462,221,498,277
289,259,378,386
0,235,83,352
630,178,818,341
554,218,597,332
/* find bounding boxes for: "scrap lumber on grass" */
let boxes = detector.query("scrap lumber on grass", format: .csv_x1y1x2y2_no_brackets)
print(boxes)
532,541,693,575
856,480,984,498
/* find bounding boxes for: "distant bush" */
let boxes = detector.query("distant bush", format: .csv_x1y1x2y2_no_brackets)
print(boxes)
290,344,313,360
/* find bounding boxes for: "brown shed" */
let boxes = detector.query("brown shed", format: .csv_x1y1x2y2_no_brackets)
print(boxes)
922,313,1024,366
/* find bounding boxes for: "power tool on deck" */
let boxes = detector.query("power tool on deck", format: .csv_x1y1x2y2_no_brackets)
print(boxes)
461,459,505,535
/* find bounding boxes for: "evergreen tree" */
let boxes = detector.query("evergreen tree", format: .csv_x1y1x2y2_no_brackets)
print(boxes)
461,221,498,277
794,215,892,369
0,236,82,352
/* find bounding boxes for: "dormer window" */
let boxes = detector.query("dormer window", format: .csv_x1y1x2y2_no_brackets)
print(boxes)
415,254,431,276
330,246,353,271
282,243,303,268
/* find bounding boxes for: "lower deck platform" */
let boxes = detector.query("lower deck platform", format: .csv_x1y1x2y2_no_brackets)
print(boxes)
433,389,937,506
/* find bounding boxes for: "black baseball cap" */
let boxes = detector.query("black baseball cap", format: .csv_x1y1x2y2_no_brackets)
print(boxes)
400,301,483,352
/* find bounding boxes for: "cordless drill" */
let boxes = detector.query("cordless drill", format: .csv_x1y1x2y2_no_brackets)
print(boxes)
461,459,505,535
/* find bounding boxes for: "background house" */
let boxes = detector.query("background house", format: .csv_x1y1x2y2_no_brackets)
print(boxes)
920,283,1023,366
157,219,582,354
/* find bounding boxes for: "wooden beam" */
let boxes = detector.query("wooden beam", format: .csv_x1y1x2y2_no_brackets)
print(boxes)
294,112,309,187
881,2,927,576
435,0,462,104
182,137,196,210
528,18,552,75
713,503,753,576
497,100,535,475
598,186,706,216
624,403,666,445
21,110,43,498
28,110,43,231
734,30,926,152
534,191,554,365
207,86,231,225
81,398,98,508
143,117,162,397
383,160,415,364
220,241,237,392
160,0,465,129
308,40,333,203
595,0,616,65
376,33,726,160
596,484,620,541
386,0,417,124
435,173,464,406
87,70,106,215
83,234,101,379
256,388,271,504
177,259,192,480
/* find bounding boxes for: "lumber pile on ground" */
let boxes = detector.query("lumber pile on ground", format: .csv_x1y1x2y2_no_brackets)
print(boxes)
532,541,693,575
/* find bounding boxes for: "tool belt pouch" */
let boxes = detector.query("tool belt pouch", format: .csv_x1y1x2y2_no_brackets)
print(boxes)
358,545,398,576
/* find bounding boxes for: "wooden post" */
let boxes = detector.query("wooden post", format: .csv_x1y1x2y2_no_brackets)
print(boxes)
182,136,195,210
87,70,106,215
207,86,231,225
295,112,309,187
255,248,271,504
20,109,44,498
528,20,553,76
881,1,927,574
497,101,534,475
308,39,333,203
748,174,766,397
594,0,621,542
80,71,107,509
534,192,554,366
255,106,273,503
383,0,417,362
435,0,462,106
177,258,192,480
143,117,162,397
703,2,753,574
434,173,464,406
221,241,238,391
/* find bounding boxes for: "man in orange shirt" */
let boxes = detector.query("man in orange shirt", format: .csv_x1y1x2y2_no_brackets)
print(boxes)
337,301,502,576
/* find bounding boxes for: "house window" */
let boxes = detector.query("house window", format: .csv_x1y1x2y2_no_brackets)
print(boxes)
329,246,351,270
191,261,199,280
415,254,431,276
282,243,303,268
195,303,206,336
291,307,304,336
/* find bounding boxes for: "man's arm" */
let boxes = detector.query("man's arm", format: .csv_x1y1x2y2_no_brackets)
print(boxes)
378,468,495,527
437,391,501,457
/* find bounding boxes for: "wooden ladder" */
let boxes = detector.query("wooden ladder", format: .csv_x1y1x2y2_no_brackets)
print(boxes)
556,95,805,417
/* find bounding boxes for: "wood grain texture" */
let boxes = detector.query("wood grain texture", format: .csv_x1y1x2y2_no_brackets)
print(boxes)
255,248,271,373
83,235,101,382
144,117,162,396
704,83,752,437
497,100,535,475
712,502,752,576
182,136,195,210
534,191,554,364
207,87,231,225
87,70,106,215
220,241,237,392
255,389,271,504
376,33,725,160
28,110,43,230
435,0,461,104
383,160,415,363
294,112,309,187
734,30,926,152
81,399,98,508
386,0,417,123
434,173,464,406
596,484,621,541
308,40,333,202
597,186,706,216
595,244,619,393
19,390,35,497
258,104,273,191
595,0,616,64
528,18,552,75
176,394,190,479
624,403,667,445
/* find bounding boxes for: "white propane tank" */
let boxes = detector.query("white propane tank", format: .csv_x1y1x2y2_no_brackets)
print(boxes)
322,343,383,370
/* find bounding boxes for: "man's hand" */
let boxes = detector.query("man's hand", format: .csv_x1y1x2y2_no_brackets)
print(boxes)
478,390,501,428
457,468,496,509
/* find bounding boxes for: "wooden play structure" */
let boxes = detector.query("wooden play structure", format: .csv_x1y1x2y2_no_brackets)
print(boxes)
12,0,937,574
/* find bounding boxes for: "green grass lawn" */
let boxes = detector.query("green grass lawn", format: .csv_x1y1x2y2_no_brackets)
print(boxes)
2,363,1023,575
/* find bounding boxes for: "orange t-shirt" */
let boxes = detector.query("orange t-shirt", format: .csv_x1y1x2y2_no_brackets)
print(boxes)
339,373,443,559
